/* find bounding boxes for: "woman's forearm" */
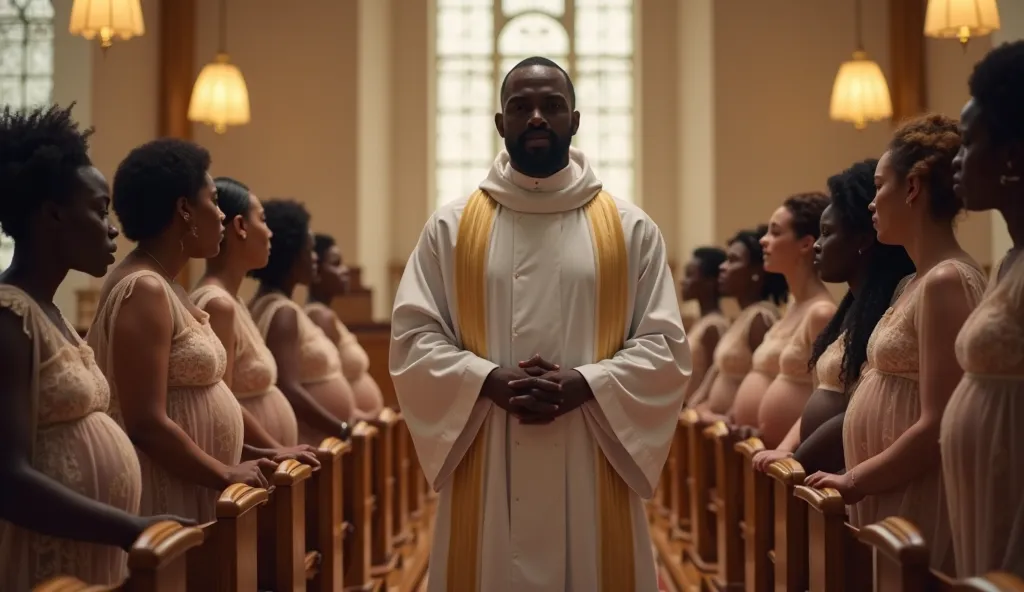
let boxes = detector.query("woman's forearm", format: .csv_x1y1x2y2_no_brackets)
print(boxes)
793,411,846,474
850,419,941,496
279,382,347,435
0,463,141,550
127,415,230,491
776,418,802,453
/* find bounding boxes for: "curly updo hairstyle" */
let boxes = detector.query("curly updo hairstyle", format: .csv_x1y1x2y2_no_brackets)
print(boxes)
887,114,963,221
0,103,92,242
112,138,211,242
808,159,915,392
783,191,831,239
214,177,252,224
729,226,789,305
249,198,311,285
968,40,1024,145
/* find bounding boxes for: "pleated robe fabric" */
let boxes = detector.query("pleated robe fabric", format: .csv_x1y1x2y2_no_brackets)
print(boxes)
390,148,691,592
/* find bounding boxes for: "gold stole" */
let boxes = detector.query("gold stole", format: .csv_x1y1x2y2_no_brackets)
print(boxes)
448,189,635,592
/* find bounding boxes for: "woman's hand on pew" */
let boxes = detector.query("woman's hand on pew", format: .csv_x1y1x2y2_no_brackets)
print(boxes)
751,449,793,472
222,458,277,489
264,445,321,469
122,514,197,551
803,470,864,504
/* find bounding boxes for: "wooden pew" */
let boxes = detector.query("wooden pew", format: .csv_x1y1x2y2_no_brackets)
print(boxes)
307,436,351,592
33,521,205,592
766,457,808,591
736,437,771,592
370,409,401,588
680,410,717,577
186,484,269,591
794,485,871,592
257,459,315,591
345,421,378,591
708,421,744,590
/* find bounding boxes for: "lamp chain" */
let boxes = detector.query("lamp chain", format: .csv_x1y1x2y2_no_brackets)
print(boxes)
854,0,864,52
218,0,228,54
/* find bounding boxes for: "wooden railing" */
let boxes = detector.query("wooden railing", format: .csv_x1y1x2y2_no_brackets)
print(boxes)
651,414,1024,592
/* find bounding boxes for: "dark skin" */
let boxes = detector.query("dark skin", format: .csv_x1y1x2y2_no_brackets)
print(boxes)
0,166,193,551
495,64,580,178
692,241,770,423
255,233,354,439
681,257,724,362
954,98,1024,259
752,204,872,472
478,64,593,420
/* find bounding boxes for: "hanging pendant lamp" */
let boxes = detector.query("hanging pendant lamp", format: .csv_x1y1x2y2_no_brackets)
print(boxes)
924,0,1001,49
69,0,145,50
188,0,250,134
829,0,892,130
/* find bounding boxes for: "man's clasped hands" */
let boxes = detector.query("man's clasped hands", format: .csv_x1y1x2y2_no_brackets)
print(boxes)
480,353,594,424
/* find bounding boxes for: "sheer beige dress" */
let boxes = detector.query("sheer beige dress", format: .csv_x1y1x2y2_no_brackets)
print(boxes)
250,293,355,444
193,285,299,446
88,271,244,522
844,259,986,571
688,302,779,412
0,286,142,590
731,305,806,427
305,301,384,414
682,311,731,403
942,254,1024,578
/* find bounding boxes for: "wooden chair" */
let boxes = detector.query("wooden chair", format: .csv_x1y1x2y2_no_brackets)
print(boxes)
186,484,269,591
33,521,205,592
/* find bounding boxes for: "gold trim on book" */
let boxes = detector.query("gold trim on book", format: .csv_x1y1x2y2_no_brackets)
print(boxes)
585,191,636,592
447,189,497,592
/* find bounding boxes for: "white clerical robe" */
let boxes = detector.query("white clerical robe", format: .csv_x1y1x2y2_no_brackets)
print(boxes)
390,147,691,592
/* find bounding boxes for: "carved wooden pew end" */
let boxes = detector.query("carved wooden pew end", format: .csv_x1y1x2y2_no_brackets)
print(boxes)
308,436,351,592
187,483,269,591
679,409,717,575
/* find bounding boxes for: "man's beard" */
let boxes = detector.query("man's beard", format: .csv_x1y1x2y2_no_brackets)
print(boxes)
505,130,571,178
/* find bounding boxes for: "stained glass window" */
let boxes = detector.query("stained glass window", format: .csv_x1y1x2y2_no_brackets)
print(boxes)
435,0,634,207
0,0,54,271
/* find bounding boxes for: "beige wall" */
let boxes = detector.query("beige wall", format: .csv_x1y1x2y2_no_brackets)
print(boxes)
65,0,1003,320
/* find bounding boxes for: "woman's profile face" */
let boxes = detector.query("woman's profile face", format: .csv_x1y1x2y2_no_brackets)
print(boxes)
185,173,225,259
718,241,756,298
58,166,120,278
813,203,866,284
316,245,351,296
760,206,805,275
241,194,273,270
869,151,911,246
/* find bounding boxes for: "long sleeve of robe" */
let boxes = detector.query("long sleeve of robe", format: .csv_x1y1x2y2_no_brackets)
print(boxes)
389,147,691,592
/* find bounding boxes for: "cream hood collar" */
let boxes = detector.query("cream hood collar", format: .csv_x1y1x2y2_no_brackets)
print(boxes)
478,147,603,214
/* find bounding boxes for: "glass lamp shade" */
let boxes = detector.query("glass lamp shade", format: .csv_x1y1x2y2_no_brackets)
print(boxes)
188,54,251,134
829,51,893,130
69,0,145,48
924,0,1001,45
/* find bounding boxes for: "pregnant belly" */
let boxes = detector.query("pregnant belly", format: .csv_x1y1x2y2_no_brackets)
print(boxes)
36,412,142,514
305,375,356,423
756,378,814,448
732,371,773,427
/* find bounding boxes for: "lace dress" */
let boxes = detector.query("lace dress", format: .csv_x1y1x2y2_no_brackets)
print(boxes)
689,301,779,412
87,271,244,522
250,293,355,445
843,259,986,571
0,286,142,589
193,285,299,446
731,304,808,427
942,253,1024,578
305,301,383,415
681,311,731,403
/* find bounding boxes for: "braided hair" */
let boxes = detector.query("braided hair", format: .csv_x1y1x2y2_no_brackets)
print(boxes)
808,159,915,392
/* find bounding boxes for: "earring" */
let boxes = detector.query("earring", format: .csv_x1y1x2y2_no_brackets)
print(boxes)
240,231,248,240
858,247,864,255
1001,161,1021,186
190,225,198,237
751,273,760,281
182,212,190,222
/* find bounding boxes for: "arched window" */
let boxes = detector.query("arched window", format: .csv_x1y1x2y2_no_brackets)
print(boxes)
0,0,54,271
435,0,634,208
